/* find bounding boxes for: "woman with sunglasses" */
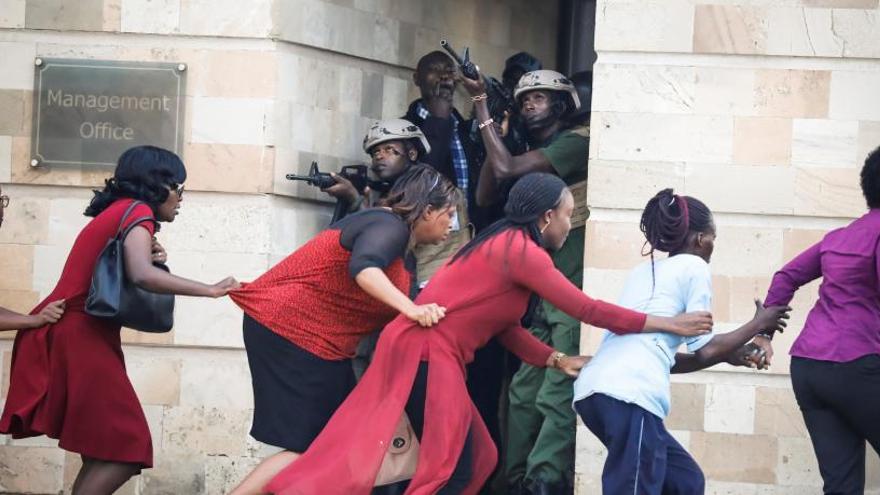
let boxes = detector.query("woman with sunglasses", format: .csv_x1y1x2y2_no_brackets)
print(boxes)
0,185,66,330
0,146,239,494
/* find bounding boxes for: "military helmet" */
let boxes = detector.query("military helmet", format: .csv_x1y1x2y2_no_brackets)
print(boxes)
362,119,431,157
513,70,581,111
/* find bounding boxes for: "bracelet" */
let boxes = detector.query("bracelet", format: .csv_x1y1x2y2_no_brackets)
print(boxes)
756,331,774,341
552,351,567,369
471,93,488,102
478,119,494,130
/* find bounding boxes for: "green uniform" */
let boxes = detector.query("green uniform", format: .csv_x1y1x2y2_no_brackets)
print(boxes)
506,126,589,490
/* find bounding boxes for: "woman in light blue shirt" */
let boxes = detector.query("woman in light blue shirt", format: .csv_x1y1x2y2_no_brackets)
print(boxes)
573,188,790,494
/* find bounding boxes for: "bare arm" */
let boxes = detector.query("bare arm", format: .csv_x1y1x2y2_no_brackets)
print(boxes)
355,267,445,327
671,302,790,373
123,227,237,298
472,99,554,180
0,300,66,331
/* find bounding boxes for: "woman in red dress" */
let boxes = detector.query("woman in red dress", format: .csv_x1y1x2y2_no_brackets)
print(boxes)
0,146,240,494
0,184,66,330
266,172,714,495
229,165,461,494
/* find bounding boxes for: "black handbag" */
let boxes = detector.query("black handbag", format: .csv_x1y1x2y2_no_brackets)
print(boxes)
85,201,175,332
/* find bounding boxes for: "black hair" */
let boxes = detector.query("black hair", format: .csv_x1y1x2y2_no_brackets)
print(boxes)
380,164,462,229
640,188,713,292
85,145,186,217
416,51,454,75
451,173,568,325
860,146,880,209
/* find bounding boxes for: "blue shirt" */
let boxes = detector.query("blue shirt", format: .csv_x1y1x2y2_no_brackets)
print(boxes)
416,102,468,195
572,254,715,418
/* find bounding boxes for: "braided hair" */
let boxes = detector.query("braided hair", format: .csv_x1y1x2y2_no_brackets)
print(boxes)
452,172,569,325
640,188,713,291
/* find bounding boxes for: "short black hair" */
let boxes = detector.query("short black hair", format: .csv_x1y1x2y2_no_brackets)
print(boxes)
416,51,454,75
861,146,880,209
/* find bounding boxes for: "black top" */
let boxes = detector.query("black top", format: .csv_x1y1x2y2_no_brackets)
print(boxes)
334,208,411,279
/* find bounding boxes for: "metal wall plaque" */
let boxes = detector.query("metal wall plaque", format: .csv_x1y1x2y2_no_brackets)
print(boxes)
31,58,186,167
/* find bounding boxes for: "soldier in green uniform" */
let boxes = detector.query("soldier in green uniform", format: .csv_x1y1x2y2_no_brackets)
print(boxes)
460,69,589,495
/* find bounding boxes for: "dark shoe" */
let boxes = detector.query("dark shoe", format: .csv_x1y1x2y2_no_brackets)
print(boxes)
526,479,570,495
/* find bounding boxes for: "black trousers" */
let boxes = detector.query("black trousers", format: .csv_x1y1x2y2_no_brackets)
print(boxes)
791,355,880,495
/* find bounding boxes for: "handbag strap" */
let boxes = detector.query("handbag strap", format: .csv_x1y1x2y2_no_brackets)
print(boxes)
115,200,158,240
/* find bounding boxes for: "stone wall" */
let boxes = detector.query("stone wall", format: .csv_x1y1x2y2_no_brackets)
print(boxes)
0,0,558,493
578,0,880,493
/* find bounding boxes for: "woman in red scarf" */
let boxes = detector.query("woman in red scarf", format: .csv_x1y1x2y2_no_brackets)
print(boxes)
266,173,713,494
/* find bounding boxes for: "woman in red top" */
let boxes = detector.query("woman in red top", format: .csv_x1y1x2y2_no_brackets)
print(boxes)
266,173,713,495
0,146,239,495
229,165,461,494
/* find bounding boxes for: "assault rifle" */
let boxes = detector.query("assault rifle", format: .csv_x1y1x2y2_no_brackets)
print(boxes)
287,162,380,222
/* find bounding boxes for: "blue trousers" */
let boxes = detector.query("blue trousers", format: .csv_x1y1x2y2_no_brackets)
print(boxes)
575,394,705,495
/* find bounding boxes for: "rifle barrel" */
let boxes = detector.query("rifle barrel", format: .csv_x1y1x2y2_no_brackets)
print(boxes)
439,39,464,64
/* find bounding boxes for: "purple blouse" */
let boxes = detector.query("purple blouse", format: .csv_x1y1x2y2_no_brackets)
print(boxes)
765,209,880,362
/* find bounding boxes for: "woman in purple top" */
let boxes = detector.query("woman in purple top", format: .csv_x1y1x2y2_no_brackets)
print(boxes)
761,146,880,495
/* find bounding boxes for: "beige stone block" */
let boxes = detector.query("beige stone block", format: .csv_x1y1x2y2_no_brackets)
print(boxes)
25,0,103,31
0,446,64,493
179,353,252,410
782,228,826,261
269,195,332,256
705,481,763,495
0,0,26,28
592,113,733,164
710,226,783,278
127,356,181,406
121,0,179,33
189,50,276,99
794,166,863,218
204,455,263,494
830,70,880,121
694,5,768,55
792,119,860,168
172,292,247,348
712,275,732,323
686,164,795,215
0,289,39,314
591,64,695,115
754,70,831,119
0,195,48,245
0,42,37,91
587,160,687,211
690,432,777,483
156,193,270,254
777,436,823,486
705,384,756,434
183,143,273,193
754,387,808,438
0,89,30,137
766,7,845,58
1,350,10,398
11,137,109,188
191,97,274,146
0,244,33,291
585,221,648,271
121,327,175,346
47,195,95,247
372,15,400,65
733,117,792,166
831,9,880,58
163,406,250,456
595,1,695,53
804,0,878,6
178,0,271,37
667,383,706,431
381,76,408,120
0,135,10,182
581,267,631,353
694,68,757,117
31,244,66,296
140,452,205,494
728,276,773,322
102,0,121,31
868,447,880,491
858,121,880,163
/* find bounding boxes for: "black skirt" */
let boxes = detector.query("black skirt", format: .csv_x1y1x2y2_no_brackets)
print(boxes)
242,313,356,453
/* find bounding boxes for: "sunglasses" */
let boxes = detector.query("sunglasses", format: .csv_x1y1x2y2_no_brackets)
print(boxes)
0,195,8,208
169,184,185,198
